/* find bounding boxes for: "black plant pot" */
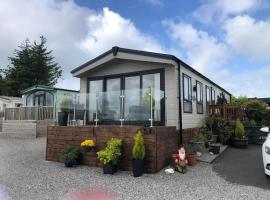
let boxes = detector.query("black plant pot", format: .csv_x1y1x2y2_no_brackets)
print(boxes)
58,112,68,126
103,164,117,174
209,146,220,154
64,162,74,168
132,159,144,177
230,137,249,148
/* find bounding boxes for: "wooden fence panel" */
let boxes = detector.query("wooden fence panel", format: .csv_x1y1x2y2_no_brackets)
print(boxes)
4,107,54,120
208,104,243,121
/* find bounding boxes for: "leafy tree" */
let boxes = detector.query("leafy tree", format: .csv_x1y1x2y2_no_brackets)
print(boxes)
231,95,249,105
1,36,62,96
245,100,267,125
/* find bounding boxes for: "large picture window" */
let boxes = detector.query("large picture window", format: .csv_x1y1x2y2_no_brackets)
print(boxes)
206,86,211,104
196,81,203,114
183,74,192,113
211,88,216,104
87,69,164,125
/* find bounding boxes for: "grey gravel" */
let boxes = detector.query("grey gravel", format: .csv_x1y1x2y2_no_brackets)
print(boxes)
0,137,269,200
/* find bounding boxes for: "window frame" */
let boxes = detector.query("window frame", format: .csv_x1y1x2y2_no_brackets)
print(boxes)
205,85,211,104
182,73,192,113
196,80,203,114
86,68,165,126
211,87,216,104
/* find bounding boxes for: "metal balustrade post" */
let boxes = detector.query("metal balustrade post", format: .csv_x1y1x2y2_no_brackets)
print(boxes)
149,87,153,128
119,90,125,127
94,92,99,127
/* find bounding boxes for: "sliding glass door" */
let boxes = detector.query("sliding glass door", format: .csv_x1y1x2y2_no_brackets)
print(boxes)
101,78,121,122
87,69,164,125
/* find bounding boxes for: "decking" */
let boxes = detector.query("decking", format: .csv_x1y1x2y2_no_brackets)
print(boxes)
208,104,243,121
4,106,54,120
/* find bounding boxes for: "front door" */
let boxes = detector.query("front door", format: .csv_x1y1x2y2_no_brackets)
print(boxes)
34,95,45,106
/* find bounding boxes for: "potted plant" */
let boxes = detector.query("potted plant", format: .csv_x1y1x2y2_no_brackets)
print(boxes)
80,139,96,152
185,144,197,166
204,131,214,148
58,95,72,126
132,131,145,177
231,119,248,148
62,147,80,167
97,138,122,174
209,143,221,154
189,133,207,153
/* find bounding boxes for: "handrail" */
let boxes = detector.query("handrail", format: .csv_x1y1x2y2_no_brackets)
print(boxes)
4,106,54,120
208,104,243,121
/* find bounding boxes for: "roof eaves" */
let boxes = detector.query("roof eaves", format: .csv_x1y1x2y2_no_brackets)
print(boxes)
71,48,113,74
70,46,231,95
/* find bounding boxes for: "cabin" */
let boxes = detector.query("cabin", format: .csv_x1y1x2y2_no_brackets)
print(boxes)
0,96,22,112
46,47,232,173
71,47,231,132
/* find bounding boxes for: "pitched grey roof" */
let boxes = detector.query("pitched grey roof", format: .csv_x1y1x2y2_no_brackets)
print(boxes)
71,46,231,95
0,96,22,101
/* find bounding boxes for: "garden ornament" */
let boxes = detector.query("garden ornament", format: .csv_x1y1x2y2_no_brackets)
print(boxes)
175,145,188,173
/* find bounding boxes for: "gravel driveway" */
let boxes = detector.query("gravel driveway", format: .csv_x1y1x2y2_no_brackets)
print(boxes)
0,137,270,200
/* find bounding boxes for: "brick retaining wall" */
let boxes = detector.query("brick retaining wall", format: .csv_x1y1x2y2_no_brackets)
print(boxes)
46,126,179,173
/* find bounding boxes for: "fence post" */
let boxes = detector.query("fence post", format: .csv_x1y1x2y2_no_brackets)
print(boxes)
222,104,226,120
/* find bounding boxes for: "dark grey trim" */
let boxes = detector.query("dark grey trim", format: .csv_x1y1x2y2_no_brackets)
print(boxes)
71,46,231,96
182,73,192,113
196,80,203,114
177,62,183,144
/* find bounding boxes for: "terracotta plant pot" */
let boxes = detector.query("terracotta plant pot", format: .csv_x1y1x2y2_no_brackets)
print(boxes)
187,154,197,166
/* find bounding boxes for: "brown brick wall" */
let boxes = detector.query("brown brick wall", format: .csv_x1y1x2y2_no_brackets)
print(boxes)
182,128,198,143
46,125,178,173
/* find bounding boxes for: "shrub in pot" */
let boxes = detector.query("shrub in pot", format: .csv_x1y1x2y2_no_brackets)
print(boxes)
204,131,214,148
97,138,122,174
209,143,221,154
132,131,145,177
58,95,72,126
62,147,80,167
231,119,248,148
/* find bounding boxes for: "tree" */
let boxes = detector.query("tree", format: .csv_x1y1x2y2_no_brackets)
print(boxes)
231,95,249,105
2,36,62,96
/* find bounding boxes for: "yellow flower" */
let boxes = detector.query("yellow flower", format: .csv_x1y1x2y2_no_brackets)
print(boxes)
80,139,95,147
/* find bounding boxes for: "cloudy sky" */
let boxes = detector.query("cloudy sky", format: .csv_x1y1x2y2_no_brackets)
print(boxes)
0,0,269,97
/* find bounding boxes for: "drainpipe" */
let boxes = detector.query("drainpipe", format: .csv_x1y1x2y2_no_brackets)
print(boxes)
177,60,183,145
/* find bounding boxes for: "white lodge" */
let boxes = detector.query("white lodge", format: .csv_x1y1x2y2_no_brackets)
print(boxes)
71,47,231,130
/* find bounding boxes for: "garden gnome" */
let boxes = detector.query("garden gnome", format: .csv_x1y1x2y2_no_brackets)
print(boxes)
175,145,188,173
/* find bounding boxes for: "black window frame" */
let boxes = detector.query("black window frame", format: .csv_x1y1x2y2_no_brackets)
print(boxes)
86,68,165,126
205,85,211,104
211,87,216,104
182,73,192,113
196,80,203,114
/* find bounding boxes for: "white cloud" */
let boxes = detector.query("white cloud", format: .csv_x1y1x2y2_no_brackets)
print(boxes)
0,0,163,90
163,20,229,73
224,15,270,61
194,0,265,24
79,8,163,56
216,65,270,98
